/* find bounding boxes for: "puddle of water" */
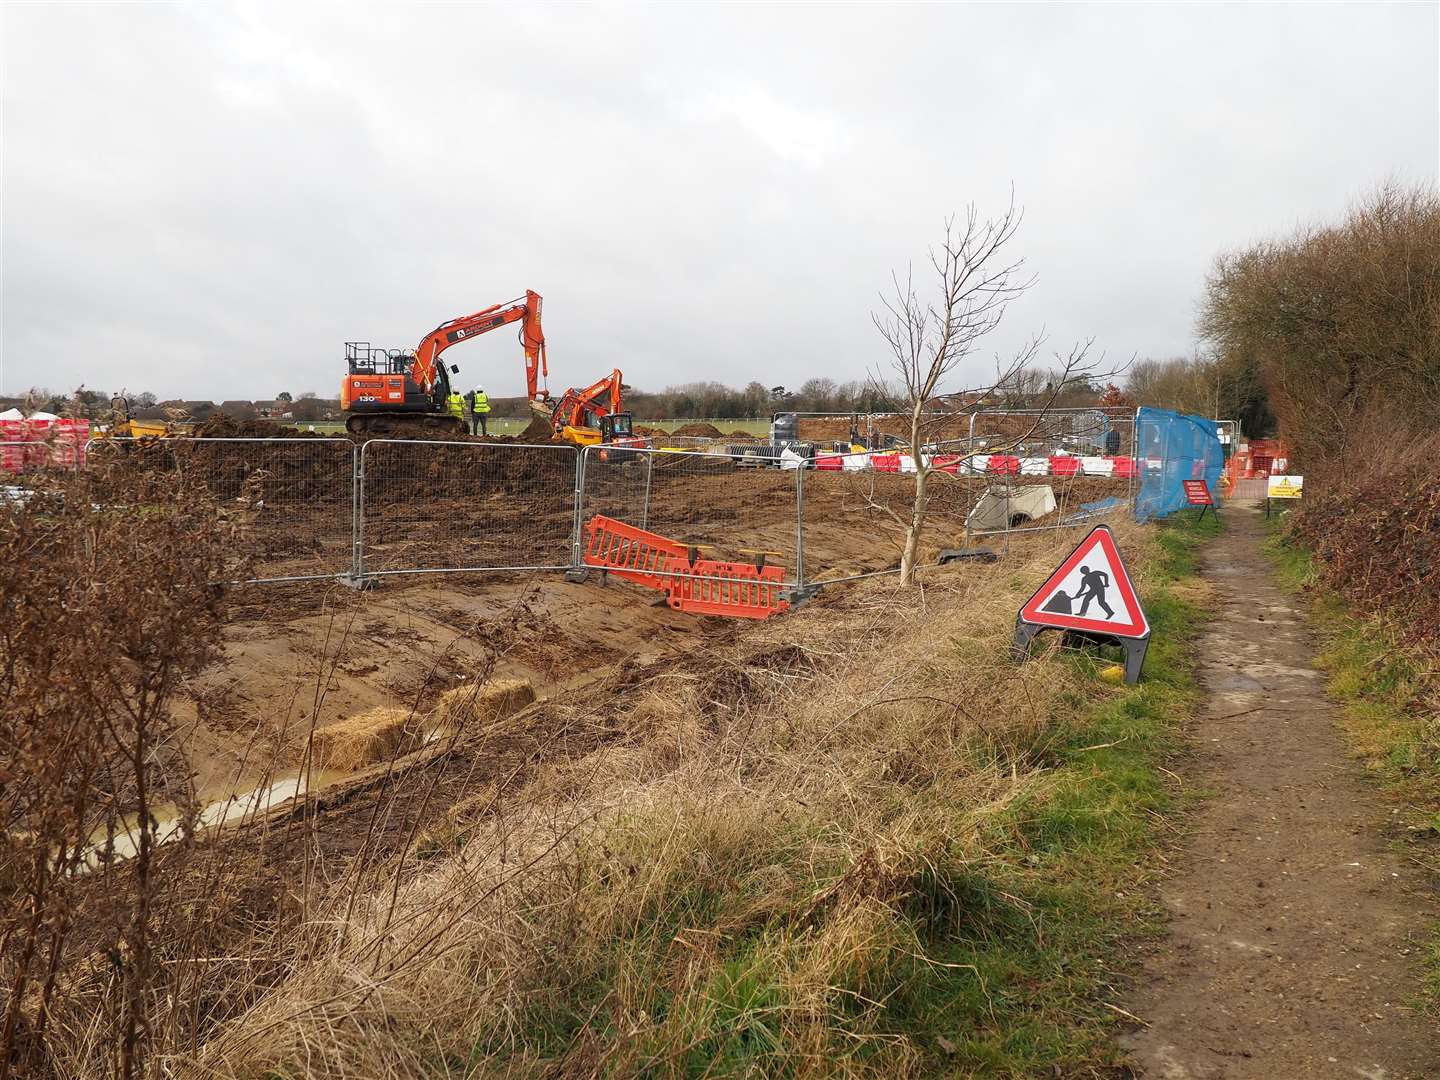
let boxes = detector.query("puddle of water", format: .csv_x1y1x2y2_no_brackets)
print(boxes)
79,717,457,872
83,767,345,871
1212,672,1266,692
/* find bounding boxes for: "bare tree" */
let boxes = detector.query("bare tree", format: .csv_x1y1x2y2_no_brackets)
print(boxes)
872,200,1109,584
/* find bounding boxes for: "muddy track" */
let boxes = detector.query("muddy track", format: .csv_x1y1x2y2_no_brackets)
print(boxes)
1123,506,1439,1079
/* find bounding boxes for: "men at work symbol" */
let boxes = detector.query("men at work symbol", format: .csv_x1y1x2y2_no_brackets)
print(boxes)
1040,565,1114,619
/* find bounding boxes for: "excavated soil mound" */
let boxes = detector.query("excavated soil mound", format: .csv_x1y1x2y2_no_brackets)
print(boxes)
670,422,726,438
519,415,556,442
196,416,309,439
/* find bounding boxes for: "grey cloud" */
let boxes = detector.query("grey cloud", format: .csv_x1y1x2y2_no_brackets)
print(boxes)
2,2,1435,400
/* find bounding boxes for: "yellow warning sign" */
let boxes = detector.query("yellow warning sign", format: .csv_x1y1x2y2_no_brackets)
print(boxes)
1266,475,1304,499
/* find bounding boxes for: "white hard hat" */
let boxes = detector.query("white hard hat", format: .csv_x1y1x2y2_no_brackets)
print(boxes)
475,386,483,392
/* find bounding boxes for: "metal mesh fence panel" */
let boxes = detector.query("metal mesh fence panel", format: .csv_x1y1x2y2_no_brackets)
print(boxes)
579,445,801,589
955,408,1138,536
969,407,1137,458
83,437,356,583
358,440,579,576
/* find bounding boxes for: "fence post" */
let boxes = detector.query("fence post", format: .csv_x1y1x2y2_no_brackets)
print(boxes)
1129,407,1141,517
349,442,360,580
641,451,653,531
342,440,372,588
570,445,586,570
796,460,805,586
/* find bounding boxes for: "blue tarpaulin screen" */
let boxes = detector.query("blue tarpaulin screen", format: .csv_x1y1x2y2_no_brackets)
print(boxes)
1134,407,1225,523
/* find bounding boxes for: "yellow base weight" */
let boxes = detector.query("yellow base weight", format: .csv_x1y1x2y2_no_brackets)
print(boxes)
1099,664,1126,684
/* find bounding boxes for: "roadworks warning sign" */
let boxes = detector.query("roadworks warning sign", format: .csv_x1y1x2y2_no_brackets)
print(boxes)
1018,524,1149,639
1266,475,1304,499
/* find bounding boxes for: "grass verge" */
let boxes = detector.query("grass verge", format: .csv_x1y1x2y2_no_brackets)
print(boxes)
1263,521,1440,828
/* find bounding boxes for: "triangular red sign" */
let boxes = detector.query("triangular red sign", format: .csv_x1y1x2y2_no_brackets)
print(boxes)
1018,525,1148,638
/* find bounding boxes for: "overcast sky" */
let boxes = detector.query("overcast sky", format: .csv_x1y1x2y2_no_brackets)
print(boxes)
2,2,1436,402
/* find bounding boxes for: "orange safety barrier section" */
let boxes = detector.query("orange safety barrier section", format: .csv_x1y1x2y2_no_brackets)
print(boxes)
666,558,789,618
581,512,689,591
581,515,790,620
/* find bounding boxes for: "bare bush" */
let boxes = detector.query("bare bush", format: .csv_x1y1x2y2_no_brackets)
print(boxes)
0,460,235,1078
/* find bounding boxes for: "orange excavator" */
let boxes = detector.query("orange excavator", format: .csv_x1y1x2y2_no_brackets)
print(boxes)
340,290,549,436
544,368,643,448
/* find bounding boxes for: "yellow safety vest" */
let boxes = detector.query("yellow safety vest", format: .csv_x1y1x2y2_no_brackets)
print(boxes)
472,392,490,414
447,393,464,419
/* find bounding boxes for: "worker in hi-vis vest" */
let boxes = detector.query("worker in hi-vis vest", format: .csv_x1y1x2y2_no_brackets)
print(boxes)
467,386,490,436
447,391,465,424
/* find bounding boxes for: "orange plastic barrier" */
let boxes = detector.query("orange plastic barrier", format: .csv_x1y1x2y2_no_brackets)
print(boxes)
1111,456,1138,478
1049,456,1081,476
581,513,688,591
665,557,789,618
581,515,790,620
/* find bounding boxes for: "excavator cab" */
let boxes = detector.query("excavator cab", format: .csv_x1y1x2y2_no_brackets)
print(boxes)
600,413,634,441
595,413,648,463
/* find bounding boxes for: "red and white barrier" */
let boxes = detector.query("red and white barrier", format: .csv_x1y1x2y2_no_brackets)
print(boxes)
800,444,1138,478
0,411,90,474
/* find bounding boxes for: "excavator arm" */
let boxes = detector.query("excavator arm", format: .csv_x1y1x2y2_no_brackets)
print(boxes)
410,289,547,399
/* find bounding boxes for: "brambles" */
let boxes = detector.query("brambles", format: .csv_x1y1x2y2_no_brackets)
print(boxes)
1287,425,1440,647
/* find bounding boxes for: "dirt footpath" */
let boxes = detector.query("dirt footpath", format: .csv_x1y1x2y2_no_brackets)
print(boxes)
1124,507,1438,1080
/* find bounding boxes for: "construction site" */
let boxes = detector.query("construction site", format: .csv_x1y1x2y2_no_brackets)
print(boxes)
14,267,1326,1080
50,393,1145,795
2,342,1167,1074
7,2,1438,1075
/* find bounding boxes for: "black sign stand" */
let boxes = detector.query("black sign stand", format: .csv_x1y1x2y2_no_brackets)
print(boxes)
1011,620,1150,684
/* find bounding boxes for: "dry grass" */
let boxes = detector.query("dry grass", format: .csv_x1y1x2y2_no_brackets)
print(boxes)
311,708,427,772
170,521,1169,1079
430,679,536,733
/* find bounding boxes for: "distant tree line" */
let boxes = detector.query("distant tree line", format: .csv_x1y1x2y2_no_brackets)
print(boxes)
6,389,336,422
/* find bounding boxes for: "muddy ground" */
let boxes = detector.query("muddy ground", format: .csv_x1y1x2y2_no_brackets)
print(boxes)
164,454,1129,823
104,439,1131,581
1122,507,1439,1079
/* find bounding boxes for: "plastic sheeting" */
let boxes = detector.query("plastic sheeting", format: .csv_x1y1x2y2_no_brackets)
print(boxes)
1134,406,1224,523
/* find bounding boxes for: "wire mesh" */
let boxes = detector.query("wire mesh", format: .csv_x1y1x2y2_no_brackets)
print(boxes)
1134,407,1226,522
358,440,579,576
578,444,802,589
84,437,357,583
